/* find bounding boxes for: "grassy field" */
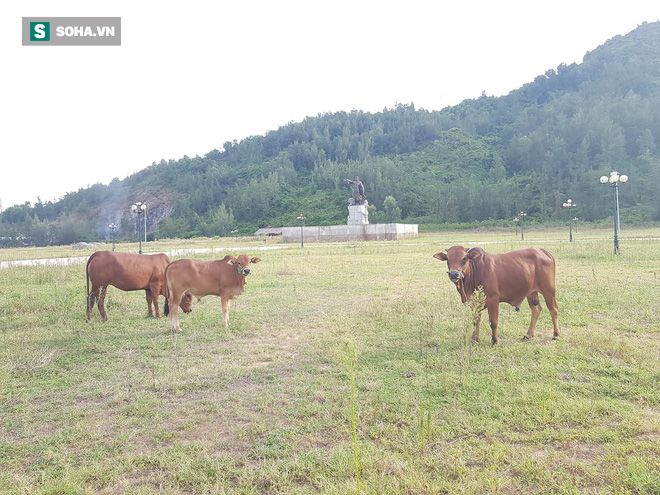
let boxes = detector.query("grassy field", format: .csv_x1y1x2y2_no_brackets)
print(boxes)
0,230,659,494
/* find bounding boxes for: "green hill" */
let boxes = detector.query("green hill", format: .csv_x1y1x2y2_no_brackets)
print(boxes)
3,21,660,246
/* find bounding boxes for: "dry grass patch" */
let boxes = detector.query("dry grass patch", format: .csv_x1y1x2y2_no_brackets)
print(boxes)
1,231,659,493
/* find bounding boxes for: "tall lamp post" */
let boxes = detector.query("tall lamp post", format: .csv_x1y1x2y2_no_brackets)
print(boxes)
519,211,527,240
571,217,578,239
131,202,147,254
562,199,577,242
109,223,117,252
599,171,628,254
297,214,306,248
143,204,147,244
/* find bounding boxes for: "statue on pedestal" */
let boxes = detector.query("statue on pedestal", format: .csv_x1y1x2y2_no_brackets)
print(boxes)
345,176,369,225
344,176,367,206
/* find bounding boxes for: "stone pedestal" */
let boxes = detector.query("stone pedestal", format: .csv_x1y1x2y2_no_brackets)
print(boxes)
279,223,418,242
347,204,369,225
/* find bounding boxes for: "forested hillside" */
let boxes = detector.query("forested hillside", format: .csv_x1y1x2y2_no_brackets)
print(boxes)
2,21,660,246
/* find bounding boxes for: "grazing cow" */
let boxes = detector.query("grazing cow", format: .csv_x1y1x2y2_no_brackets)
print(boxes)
164,254,261,332
86,251,192,322
433,246,559,344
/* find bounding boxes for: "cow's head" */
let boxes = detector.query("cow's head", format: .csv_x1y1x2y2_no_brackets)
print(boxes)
227,254,261,276
180,291,193,313
164,291,193,316
433,246,483,284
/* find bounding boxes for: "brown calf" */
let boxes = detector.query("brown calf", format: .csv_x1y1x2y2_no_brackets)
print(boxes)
165,254,261,332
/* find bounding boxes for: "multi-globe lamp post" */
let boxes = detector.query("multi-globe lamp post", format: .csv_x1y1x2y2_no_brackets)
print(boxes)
109,223,117,251
131,202,147,254
599,171,628,254
562,199,577,242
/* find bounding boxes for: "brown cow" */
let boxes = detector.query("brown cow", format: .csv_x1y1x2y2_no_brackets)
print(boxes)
86,251,192,322
433,246,559,344
164,254,261,332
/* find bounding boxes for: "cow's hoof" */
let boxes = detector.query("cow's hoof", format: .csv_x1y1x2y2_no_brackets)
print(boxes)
521,335,530,341
491,339,498,345
552,336,560,340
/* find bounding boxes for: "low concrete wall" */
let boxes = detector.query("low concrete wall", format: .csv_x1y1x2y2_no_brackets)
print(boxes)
281,223,418,242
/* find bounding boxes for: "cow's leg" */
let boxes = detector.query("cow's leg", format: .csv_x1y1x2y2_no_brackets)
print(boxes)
221,295,232,327
145,289,154,317
98,286,108,322
542,290,560,339
153,285,162,318
524,292,542,340
148,283,162,317
486,300,500,345
168,293,182,332
87,284,100,322
471,312,481,342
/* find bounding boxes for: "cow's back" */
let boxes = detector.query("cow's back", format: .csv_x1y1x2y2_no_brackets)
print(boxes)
166,258,237,298
488,248,555,303
504,247,555,279
88,251,170,291
496,248,554,273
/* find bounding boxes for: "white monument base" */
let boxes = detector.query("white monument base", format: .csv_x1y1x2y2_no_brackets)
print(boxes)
347,204,369,225
280,223,418,243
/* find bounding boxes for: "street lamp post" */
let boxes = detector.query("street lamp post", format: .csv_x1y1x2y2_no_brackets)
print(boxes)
297,214,306,248
109,223,117,252
599,171,628,254
131,202,147,254
571,217,578,241
144,204,147,244
562,199,577,242
519,211,527,240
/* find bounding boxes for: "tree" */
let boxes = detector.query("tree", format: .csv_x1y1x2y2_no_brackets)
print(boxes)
382,196,402,222
5,22,660,243
637,129,656,156
202,204,236,237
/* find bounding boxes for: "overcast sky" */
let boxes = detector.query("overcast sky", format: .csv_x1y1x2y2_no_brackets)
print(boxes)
2,1,659,210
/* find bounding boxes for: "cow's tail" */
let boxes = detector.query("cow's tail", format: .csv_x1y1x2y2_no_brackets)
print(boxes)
86,259,90,309
164,265,171,316
85,253,94,315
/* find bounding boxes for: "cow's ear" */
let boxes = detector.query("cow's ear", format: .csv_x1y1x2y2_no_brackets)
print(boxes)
433,252,448,261
467,248,483,260
250,257,261,264
227,259,237,265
